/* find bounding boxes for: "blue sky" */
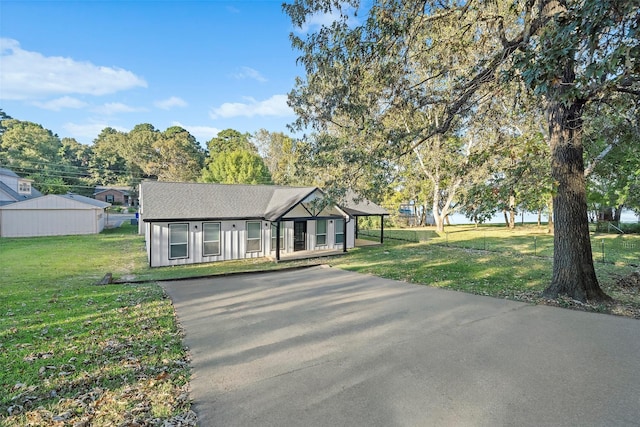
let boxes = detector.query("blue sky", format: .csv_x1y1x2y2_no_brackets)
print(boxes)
0,0,328,146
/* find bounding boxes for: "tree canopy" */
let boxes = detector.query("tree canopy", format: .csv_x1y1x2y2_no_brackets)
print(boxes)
201,149,272,185
0,117,210,195
284,0,639,301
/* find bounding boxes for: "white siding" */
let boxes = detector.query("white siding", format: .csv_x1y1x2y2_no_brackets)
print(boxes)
148,220,273,267
144,218,356,268
0,208,103,237
347,218,355,248
307,220,317,249
317,205,344,217
268,221,292,253
283,204,312,218
283,221,293,251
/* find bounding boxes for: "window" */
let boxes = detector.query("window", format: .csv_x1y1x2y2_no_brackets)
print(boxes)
246,221,262,253
316,219,327,246
271,223,284,251
105,194,115,203
17,180,31,194
335,219,344,245
169,223,189,259
203,222,221,256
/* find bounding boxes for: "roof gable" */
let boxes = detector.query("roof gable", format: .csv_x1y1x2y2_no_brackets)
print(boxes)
263,187,319,220
93,187,131,196
139,182,384,222
0,179,43,205
140,182,331,221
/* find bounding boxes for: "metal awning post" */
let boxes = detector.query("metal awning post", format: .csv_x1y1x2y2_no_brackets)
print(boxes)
355,216,359,239
276,221,281,262
343,217,348,253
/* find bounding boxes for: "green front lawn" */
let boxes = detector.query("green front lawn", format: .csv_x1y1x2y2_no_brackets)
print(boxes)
0,225,190,426
0,224,332,426
346,225,639,316
1,223,637,425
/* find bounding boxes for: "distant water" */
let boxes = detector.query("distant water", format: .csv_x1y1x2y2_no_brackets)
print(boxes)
445,209,639,225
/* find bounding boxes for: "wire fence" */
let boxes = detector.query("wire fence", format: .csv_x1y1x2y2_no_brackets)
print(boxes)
358,228,640,267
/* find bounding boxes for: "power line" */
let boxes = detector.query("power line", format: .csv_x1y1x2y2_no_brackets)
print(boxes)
1,164,278,187
0,162,148,180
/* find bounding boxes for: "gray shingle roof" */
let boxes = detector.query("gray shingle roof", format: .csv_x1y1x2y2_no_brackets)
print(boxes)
341,191,389,216
0,169,43,205
140,182,319,222
0,168,20,178
93,186,131,196
60,193,111,208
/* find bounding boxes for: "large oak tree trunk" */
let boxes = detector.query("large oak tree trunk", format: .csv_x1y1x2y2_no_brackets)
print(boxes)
542,95,610,302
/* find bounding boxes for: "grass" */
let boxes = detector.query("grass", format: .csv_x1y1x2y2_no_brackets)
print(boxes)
360,223,640,266
1,223,638,425
0,224,336,426
0,225,189,426
349,225,640,316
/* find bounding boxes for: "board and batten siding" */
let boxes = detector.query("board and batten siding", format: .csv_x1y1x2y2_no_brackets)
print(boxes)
148,220,273,267
145,218,355,267
305,218,355,250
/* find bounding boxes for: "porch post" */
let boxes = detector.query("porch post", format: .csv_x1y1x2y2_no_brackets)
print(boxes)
355,216,359,239
343,217,348,253
380,215,384,244
276,221,281,262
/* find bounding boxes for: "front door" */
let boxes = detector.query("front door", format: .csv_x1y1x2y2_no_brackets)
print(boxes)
294,221,306,251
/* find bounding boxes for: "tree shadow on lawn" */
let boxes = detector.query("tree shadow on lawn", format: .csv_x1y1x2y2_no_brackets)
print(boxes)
335,242,551,297
1,283,190,426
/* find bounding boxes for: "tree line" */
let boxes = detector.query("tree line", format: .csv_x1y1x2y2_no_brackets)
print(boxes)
0,110,312,197
0,104,636,230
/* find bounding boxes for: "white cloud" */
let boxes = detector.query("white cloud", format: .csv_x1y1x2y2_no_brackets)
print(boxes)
296,6,360,33
32,96,88,111
155,96,188,110
172,121,221,142
92,102,147,115
63,122,129,141
209,94,293,119
232,67,267,83
0,38,147,100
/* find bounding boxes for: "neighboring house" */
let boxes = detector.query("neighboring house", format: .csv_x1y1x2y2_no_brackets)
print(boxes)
139,181,388,267
94,186,137,206
0,193,111,238
0,168,43,207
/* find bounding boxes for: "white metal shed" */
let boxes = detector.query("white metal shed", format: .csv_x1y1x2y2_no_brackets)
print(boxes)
0,194,111,238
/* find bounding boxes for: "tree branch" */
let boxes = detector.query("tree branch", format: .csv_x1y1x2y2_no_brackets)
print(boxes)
400,11,548,156
584,137,620,178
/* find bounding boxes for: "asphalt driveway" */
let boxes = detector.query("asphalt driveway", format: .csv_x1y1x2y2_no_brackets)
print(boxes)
160,266,640,427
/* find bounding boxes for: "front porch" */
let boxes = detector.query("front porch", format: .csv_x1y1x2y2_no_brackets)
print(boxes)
268,238,383,262
268,248,346,262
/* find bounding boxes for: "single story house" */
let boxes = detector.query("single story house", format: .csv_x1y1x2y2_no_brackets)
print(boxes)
138,181,387,267
0,168,43,207
94,186,137,206
0,193,111,238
